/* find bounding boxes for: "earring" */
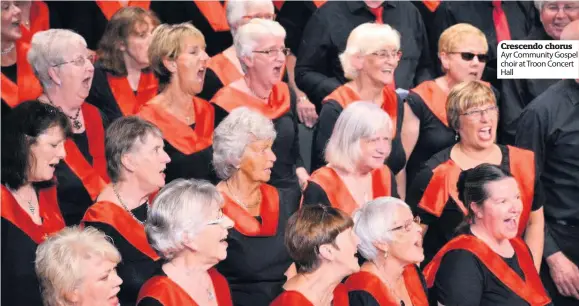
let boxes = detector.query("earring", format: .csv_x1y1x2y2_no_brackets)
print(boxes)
384,251,388,260
455,133,459,141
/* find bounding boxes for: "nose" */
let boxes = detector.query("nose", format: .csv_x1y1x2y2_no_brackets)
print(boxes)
161,149,171,164
57,142,67,159
223,215,235,229
201,49,209,62
267,148,277,163
13,3,22,16
112,270,123,286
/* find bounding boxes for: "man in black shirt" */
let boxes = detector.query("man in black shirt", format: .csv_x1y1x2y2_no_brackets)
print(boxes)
514,21,579,305
295,0,434,111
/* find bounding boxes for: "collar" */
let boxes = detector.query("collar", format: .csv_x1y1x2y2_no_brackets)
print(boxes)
346,1,395,13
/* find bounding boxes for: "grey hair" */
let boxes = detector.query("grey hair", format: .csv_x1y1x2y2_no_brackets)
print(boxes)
534,0,548,11
105,116,163,183
325,101,393,173
213,107,277,180
27,29,88,89
226,0,275,35
234,18,286,73
353,197,410,261
145,179,224,260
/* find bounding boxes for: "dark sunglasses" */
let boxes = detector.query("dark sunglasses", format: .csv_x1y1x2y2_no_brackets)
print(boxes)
450,52,489,63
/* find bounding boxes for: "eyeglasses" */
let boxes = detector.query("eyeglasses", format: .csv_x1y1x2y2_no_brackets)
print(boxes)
449,52,489,63
253,48,291,57
242,13,276,20
371,50,402,60
544,3,579,14
461,105,498,120
51,55,95,67
206,209,226,226
387,216,421,232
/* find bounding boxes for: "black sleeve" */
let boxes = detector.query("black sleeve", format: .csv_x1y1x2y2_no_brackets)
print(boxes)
99,109,111,129
275,1,315,55
428,3,456,76
47,1,64,29
406,165,436,224
531,176,544,211
412,13,435,86
434,250,484,306
137,297,163,306
302,181,331,207
289,88,305,169
390,170,399,199
348,290,381,306
198,68,224,101
405,92,425,121
312,101,342,171
294,11,341,108
85,66,123,122
212,104,229,130
499,79,526,145
514,107,547,180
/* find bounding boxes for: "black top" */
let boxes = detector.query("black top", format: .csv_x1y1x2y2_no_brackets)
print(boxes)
429,1,537,88
84,203,160,306
407,145,544,266
433,233,552,306
164,123,219,185
275,1,319,55
154,1,231,57
1,64,17,118
515,79,579,257
499,26,559,145
295,1,434,110
55,112,109,226
198,68,225,101
216,188,297,306
311,98,406,174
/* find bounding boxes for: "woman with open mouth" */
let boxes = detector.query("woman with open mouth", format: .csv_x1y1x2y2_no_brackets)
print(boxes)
406,81,545,270
212,107,299,306
1,0,43,118
346,196,427,306
138,23,217,184
271,204,359,306
424,164,552,306
138,179,234,306
1,101,69,305
311,22,407,198
402,23,493,187
35,226,124,306
211,18,307,207
28,29,109,227
303,102,398,217
81,116,171,305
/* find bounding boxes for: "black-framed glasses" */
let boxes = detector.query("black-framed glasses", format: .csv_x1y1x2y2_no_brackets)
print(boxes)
51,55,95,67
387,216,421,232
461,105,498,120
449,52,489,63
253,48,291,57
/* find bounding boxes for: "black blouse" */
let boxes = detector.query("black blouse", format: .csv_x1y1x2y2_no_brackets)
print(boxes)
1,64,17,118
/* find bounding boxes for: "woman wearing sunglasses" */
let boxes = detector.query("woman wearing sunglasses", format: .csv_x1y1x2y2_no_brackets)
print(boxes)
406,81,545,270
402,23,494,186
346,197,428,306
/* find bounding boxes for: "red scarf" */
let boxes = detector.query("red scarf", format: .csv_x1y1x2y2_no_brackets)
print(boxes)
212,82,291,119
1,42,43,108
107,71,158,116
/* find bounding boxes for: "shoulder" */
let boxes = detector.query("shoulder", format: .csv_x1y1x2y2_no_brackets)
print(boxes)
425,147,453,170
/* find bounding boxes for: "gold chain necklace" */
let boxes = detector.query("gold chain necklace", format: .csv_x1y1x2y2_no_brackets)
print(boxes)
225,180,260,209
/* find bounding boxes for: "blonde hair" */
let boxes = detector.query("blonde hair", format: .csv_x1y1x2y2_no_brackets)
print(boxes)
325,101,393,173
438,23,488,54
234,18,286,73
339,23,401,80
148,22,205,90
446,80,496,131
35,226,121,306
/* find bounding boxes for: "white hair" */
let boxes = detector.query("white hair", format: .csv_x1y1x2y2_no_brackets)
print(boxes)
212,107,277,180
339,23,401,80
145,179,223,260
27,29,88,89
234,18,286,73
534,0,548,11
353,197,409,261
325,101,393,173
226,0,275,34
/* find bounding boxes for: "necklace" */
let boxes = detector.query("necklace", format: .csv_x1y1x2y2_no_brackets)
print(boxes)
9,187,36,215
45,99,83,129
225,180,260,209
172,262,215,301
371,262,404,305
1,43,15,55
112,184,146,225
245,78,270,100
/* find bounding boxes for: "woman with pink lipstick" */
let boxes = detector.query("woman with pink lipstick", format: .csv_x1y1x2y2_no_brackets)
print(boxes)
211,18,307,204
81,116,171,305
1,101,69,305
212,107,298,306
138,23,218,184
271,205,359,306
35,226,123,306
28,29,110,226
402,23,493,187
1,0,43,117
424,164,552,306
303,102,398,216
346,197,428,306
407,81,545,270
138,178,234,306
311,23,407,197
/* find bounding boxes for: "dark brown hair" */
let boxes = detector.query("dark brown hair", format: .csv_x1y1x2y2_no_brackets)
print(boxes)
97,6,160,76
285,204,354,273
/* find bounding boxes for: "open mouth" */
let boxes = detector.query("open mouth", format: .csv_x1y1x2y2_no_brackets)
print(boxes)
197,67,206,80
82,76,92,87
273,66,282,75
504,216,518,230
414,237,423,248
478,127,492,140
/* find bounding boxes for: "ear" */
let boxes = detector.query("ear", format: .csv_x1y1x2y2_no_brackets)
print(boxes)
120,152,138,174
117,40,127,52
64,288,80,304
47,66,62,87
351,53,364,72
162,57,178,74
240,55,254,70
317,244,336,262
182,231,200,252
439,52,450,72
470,201,483,219
372,241,389,255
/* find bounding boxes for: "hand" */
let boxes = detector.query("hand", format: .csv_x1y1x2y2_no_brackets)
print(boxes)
547,251,579,299
296,95,318,128
296,167,310,191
